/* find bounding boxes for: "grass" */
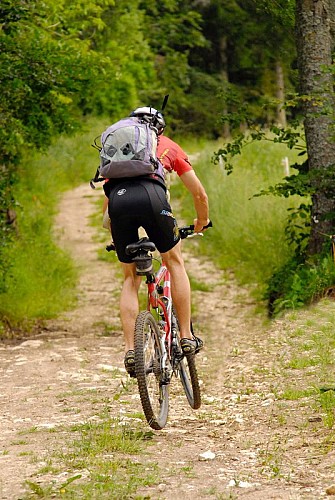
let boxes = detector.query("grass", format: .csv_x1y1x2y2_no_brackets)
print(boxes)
258,436,287,479
13,390,160,500
174,137,303,295
0,117,110,332
19,414,158,499
188,274,213,292
270,299,335,435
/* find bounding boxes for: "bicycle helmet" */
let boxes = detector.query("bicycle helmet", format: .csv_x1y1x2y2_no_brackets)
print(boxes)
130,106,166,134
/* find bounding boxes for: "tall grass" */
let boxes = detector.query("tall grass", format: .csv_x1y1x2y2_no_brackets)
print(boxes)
0,117,109,331
175,138,302,294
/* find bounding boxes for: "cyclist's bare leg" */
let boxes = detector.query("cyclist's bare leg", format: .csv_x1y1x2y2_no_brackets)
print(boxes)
161,241,193,340
120,262,142,352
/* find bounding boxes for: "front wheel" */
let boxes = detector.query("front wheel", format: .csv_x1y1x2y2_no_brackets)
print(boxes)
178,348,201,409
134,311,169,430
172,313,201,409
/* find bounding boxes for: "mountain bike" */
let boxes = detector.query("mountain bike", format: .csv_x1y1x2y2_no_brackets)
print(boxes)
124,222,212,430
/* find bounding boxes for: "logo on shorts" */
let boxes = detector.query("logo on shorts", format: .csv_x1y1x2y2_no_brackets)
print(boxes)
160,209,173,218
117,189,126,196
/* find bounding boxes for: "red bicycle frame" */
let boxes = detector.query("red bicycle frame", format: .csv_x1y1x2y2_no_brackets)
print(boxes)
146,262,173,356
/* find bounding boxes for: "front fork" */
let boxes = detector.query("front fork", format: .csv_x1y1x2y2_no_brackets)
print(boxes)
147,268,175,384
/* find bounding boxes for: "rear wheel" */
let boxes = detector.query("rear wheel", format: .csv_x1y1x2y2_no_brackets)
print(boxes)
172,313,201,409
134,311,169,430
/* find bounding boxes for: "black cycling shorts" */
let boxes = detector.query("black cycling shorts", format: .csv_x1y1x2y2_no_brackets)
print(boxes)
108,179,180,263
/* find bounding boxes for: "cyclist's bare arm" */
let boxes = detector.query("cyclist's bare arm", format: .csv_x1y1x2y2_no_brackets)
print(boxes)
179,170,209,232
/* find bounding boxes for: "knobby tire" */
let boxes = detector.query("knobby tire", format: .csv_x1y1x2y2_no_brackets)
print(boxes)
178,347,201,409
134,311,169,430
173,312,201,409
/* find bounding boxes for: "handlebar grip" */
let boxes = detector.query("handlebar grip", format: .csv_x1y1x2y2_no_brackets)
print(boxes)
179,220,213,239
188,221,213,231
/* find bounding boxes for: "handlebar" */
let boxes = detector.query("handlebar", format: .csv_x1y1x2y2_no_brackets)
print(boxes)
106,220,212,252
179,220,213,240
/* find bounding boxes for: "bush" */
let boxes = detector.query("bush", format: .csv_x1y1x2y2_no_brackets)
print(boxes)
267,250,335,316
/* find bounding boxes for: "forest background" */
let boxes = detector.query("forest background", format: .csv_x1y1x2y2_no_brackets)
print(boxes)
0,0,335,333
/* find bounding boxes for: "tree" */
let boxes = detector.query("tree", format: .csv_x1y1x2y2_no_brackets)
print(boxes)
80,0,157,116
0,0,115,287
296,0,335,254
215,0,335,257
139,0,206,124
189,0,297,135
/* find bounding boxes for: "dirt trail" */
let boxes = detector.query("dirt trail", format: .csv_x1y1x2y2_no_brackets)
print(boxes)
0,184,332,499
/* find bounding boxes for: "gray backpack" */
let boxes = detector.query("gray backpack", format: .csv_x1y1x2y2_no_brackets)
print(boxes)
99,117,164,180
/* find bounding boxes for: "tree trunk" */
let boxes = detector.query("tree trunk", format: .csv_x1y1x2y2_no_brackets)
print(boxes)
219,35,231,139
296,0,335,255
330,1,335,49
275,60,287,127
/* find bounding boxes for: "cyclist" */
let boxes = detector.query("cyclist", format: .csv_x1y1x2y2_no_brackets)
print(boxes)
103,106,210,376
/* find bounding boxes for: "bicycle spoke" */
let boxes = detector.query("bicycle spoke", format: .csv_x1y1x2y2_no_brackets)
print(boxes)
135,311,169,430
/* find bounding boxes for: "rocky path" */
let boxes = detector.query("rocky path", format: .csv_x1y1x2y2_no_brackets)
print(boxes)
0,184,333,499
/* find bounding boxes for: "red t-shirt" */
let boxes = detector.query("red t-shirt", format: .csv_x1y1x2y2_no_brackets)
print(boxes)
157,135,193,177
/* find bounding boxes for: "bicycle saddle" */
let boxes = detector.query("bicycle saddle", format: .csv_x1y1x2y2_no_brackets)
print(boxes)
126,237,156,255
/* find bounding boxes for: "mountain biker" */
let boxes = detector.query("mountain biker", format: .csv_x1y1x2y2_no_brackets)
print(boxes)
102,106,210,376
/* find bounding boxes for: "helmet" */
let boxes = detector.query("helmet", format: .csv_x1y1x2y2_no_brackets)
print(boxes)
130,106,166,134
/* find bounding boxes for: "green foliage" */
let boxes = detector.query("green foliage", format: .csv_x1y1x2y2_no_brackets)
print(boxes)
0,0,208,160
266,253,335,316
0,0,106,164
0,161,77,330
213,121,335,314
214,123,306,171
175,138,300,290
0,118,104,331
0,0,112,292
191,0,297,127
214,125,310,247
139,0,206,121
142,0,205,52
81,0,206,119
0,0,300,159
175,71,227,137
180,125,335,316
83,0,156,116
250,0,295,28
0,165,16,293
